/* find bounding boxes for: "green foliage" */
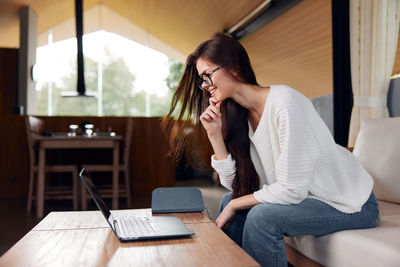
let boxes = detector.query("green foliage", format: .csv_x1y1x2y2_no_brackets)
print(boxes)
37,54,182,117
165,57,184,91
101,57,136,116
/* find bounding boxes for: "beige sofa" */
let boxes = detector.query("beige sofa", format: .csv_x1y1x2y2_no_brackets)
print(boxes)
286,117,400,267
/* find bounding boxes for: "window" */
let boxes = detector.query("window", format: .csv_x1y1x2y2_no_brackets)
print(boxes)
35,31,183,117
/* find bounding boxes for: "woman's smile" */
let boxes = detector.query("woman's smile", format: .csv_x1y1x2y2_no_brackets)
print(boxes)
209,88,217,97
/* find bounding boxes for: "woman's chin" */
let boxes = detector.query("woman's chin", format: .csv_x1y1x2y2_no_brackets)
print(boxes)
214,95,224,103
211,93,219,100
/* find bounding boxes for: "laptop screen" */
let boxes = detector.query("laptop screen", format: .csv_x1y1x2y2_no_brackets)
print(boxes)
79,169,115,230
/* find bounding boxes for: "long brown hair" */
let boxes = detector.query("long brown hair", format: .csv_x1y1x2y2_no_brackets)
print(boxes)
162,33,260,199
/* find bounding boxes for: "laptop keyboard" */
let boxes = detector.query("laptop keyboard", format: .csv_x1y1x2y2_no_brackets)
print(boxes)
119,217,161,237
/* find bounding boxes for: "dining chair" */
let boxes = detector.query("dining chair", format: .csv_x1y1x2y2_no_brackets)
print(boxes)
25,116,79,212
81,117,133,209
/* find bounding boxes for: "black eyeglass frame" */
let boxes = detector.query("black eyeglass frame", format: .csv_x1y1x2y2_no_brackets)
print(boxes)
197,65,224,91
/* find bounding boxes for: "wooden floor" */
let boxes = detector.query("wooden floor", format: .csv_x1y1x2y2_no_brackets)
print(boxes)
0,198,41,256
0,177,226,257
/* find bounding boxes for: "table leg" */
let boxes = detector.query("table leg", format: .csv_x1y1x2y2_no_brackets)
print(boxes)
112,141,120,210
37,145,45,218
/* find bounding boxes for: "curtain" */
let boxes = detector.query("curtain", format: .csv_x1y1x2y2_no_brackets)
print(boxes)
348,0,400,147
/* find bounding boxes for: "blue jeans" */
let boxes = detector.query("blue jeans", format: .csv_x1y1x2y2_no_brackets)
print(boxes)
217,191,380,267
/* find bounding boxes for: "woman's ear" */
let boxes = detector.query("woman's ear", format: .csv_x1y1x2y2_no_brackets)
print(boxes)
231,66,240,77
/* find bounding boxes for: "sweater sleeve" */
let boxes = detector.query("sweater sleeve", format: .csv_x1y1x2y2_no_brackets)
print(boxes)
253,96,321,204
211,153,236,191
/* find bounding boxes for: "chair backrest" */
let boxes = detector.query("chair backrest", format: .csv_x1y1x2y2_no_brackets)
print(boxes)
122,117,133,164
25,116,44,165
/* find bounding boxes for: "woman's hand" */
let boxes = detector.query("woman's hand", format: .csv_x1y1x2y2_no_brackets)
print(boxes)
200,97,222,136
215,202,236,230
215,194,261,229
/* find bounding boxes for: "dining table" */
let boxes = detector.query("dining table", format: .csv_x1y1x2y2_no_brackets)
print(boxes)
33,134,122,218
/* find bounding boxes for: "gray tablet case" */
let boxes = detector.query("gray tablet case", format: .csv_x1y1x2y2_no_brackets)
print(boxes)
151,187,204,214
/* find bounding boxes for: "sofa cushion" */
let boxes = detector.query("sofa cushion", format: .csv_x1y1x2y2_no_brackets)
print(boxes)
353,117,400,203
285,200,400,267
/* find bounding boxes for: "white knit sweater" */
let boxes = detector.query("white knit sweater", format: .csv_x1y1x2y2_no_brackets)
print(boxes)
211,85,373,213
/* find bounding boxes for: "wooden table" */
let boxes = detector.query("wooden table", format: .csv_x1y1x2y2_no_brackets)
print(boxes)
0,209,259,267
34,135,122,218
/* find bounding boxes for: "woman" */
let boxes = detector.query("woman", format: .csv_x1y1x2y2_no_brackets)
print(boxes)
162,33,379,267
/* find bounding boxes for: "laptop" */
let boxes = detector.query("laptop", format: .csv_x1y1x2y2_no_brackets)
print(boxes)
79,169,194,242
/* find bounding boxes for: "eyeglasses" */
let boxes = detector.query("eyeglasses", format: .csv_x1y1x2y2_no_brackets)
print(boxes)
196,65,224,91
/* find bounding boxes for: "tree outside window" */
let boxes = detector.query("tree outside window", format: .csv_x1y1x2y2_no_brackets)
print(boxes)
36,52,184,117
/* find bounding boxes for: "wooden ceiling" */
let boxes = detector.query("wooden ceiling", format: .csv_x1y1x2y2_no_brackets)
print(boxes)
0,0,265,52
0,0,399,98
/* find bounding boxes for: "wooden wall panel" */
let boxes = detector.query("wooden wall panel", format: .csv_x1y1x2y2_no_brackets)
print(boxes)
0,115,175,206
0,48,21,199
0,49,4,113
0,48,18,114
0,115,29,198
393,33,400,75
242,0,333,98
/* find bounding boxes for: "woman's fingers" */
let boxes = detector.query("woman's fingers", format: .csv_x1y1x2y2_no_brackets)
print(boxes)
215,205,236,230
206,109,218,121
200,98,222,129
209,97,221,108
208,97,221,116
201,107,220,123
208,105,221,117
222,223,230,230
202,105,220,119
209,97,218,105
200,113,211,122
201,111,216,122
